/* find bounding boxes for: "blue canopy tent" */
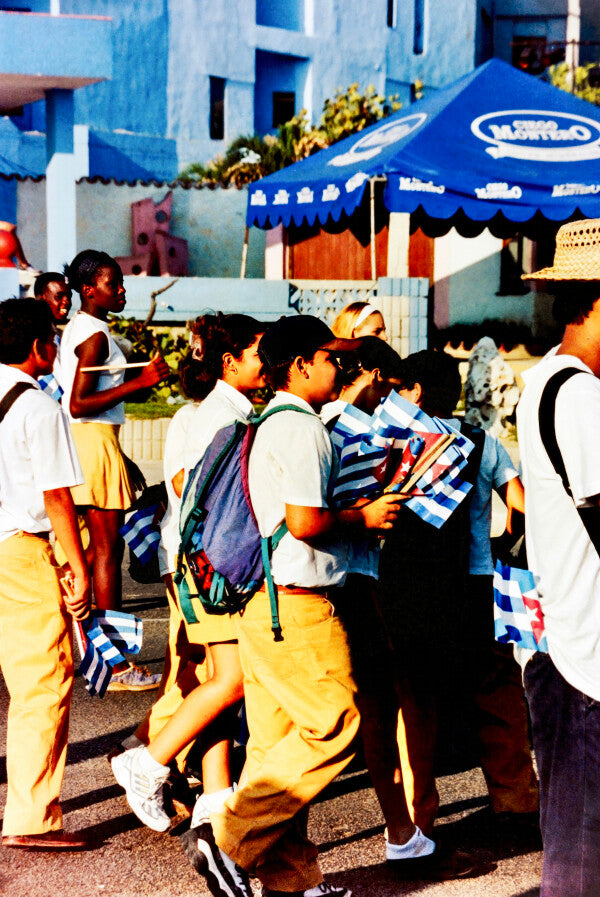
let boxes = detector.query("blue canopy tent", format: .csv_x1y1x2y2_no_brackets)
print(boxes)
245,58,600,274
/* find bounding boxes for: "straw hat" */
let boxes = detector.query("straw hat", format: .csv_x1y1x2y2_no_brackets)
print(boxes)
524,218,600,281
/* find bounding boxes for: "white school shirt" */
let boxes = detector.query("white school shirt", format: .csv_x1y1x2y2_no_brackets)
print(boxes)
162,381,255,576
157,402,198,577
249,392,350,589
0,365,83,543
517,350,600,700
58,311,126,425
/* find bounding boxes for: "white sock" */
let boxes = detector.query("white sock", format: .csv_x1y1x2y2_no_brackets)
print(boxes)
191,785,235,828
138,746,170,776
121,734,144,751
385,826,436,860
201,786,234,813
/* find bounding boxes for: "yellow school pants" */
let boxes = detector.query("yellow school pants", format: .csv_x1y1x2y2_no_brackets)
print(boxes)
0,533,73,836
397,642,539,834
212,586,360,892
134,576,206,771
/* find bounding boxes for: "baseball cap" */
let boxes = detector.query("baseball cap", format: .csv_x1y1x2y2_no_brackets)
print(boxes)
258,315,360,368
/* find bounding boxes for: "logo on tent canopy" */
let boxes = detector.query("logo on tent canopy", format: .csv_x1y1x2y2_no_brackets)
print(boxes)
327,113,428,167
471,110,600,161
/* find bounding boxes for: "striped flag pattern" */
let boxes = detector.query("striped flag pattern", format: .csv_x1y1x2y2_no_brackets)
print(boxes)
78,609,144,697
493,560,548,653
330,392,474,528
120,504,161,565
38,373,63,402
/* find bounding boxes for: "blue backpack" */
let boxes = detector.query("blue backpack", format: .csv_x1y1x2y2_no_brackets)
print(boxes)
174,404,312,641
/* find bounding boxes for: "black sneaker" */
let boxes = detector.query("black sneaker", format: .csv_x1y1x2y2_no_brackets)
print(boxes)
387,845,479,881
180,821,252,897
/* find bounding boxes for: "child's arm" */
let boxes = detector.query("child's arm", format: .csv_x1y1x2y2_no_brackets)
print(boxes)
286,493,404,543
43,486,91,620
498,475,525,536
69,332,169,418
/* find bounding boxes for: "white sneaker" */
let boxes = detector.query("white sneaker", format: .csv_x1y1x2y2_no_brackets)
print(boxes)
262,884,351,897
111,745,170,832
106,663,161,692
304,885,351,897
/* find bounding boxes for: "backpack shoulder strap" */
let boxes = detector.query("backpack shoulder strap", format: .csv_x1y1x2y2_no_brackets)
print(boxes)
0,381,36,424
538,367,584,496
250,402,317,642
538,365,600,557
256,403,315,424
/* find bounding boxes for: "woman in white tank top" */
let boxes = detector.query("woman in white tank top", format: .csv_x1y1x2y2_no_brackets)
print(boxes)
60,250,169,690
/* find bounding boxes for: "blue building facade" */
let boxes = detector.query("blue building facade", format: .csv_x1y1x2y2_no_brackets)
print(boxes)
2,0,596,184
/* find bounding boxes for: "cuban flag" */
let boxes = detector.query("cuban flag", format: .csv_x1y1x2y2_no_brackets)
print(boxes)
120,504,161,565
78,609,144,697
493,561,548,653
330,392,474,528
330,404,391,504
38,373,63,402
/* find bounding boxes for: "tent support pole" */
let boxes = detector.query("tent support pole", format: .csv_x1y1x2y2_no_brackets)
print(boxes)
240,225,249,278
370,178,376,281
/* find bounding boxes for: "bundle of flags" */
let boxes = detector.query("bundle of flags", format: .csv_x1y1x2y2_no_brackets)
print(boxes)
330,392,474,528
76,609,144,697
493,560,548,653
38,373,63,402
120,503,162,565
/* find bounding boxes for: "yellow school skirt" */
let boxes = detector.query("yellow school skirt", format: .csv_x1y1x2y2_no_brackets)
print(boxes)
69,422,135,511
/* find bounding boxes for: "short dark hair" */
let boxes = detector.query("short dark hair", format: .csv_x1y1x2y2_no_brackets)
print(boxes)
398,349,462,418
265,360,294,392
0,298,54,364
341,336,403,386
552,281,600,328
64,249,119,294
34,271,68,298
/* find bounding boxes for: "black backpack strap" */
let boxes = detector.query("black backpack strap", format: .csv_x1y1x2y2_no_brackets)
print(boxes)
0,381,35,424
539,366,600,557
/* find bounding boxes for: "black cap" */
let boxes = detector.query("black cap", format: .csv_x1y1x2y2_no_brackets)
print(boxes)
258,315,360,368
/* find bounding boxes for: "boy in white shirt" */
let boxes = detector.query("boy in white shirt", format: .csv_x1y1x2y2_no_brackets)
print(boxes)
186,316,441,897
0,299,91,850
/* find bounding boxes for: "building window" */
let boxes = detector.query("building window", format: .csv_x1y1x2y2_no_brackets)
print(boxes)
256,0,303,32
272,91,295,128
387,0,396,28
209,76,225,141
497,237,530,295
413,0,426,55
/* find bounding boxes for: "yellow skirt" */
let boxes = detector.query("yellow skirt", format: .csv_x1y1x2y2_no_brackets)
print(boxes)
69,422,135,511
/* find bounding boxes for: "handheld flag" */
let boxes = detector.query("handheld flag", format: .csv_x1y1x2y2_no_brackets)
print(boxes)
330,392,474,527
493,560,548,653
120,504,161,565
78,609,144,697
38,373,63,402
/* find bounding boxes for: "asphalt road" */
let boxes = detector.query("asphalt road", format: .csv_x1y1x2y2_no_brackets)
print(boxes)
0,563,542,897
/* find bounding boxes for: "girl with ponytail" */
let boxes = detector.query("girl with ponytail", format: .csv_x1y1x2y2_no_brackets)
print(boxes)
111,312,266,863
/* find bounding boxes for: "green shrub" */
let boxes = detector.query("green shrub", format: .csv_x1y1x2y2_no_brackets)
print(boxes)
108,316,188,403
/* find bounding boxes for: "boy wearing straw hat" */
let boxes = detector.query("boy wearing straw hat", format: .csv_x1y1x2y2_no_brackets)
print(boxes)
518,218,600,897
0,298,91,850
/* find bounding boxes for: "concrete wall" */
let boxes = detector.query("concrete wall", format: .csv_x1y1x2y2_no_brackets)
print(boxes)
433,228,535,328
16,179,266,278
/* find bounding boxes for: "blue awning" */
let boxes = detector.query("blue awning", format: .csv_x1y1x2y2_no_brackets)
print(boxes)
247,59,600,230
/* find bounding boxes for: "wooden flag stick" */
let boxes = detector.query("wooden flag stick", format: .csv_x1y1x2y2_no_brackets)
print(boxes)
384,432,456,495
399,433,455,494
80,361,150,373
